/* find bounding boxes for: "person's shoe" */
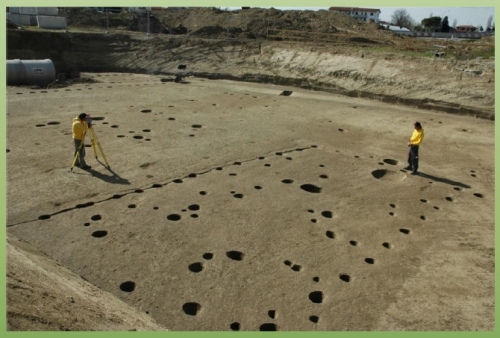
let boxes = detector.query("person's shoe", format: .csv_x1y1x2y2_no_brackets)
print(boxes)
80,165,92,170
404,166,413,170
410,171,418,175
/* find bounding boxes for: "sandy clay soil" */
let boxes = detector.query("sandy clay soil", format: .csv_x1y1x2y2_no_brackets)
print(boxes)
6,73,494,330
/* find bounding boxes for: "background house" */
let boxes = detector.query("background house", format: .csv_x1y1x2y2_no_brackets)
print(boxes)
329,7,381,23
455,25,477,32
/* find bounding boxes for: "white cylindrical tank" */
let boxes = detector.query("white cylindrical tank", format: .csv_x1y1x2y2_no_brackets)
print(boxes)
7,59,56,86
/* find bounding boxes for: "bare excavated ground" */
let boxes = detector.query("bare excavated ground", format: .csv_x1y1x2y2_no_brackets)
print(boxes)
9,7,495,120
6,73,494,331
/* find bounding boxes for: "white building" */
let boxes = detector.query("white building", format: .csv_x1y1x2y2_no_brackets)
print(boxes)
329,7,381,23
385,24,411,32
7,7,67,29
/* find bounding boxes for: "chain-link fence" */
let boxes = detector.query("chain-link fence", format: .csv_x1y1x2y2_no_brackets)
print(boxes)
131,12,378,42
63,8,392,43
61,8,494,59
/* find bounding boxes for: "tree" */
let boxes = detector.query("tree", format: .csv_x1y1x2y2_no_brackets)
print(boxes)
421,16,442,32
480,26,484,32
391,8,414,29
441,16,451,32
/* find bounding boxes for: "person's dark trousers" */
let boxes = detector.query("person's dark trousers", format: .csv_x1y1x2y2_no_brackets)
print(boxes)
73,139,87,167
407,145,419,172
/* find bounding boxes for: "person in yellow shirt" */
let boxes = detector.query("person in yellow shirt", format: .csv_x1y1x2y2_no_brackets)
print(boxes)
405,122,424,175
72,113,92,170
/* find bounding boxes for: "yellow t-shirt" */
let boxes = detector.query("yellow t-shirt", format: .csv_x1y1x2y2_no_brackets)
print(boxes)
72,117,88,140
409,128,424,146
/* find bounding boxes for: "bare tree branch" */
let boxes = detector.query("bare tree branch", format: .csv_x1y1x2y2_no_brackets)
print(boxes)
391,9,415,29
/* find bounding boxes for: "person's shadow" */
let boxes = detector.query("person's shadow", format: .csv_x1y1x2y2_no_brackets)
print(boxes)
408,171,471,189
84,160,130,185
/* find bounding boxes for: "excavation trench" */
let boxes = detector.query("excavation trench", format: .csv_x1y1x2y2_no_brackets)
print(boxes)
187,71,493,120
7,30,494,120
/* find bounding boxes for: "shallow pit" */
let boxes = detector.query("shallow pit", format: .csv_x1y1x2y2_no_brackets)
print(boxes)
309,291,323,303
182,302,201,316
383,159,398,165
226,251,244,261
120,281,135,292
260,323,277,331
92,230,108,238
167,214,181,221
300,184,321,193
310,316,319,323
339,274,351,282
188,262,204,273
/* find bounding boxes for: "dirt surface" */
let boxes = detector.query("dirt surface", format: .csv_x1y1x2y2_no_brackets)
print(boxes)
6,7,495,331
7,8,495,119
6,234,167,331
6,72,494,330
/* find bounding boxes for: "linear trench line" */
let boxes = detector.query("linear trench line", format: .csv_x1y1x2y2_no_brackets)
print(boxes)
7,144,317,227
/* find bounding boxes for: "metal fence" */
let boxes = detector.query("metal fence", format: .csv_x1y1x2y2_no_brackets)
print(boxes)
62,10,495,57
66,11,362,42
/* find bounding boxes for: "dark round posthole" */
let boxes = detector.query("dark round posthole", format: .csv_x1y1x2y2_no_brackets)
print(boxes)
383,159,398,165
309,291,323,303
167,214,181,221
260,323,277,331
300,184,322,193
182,302,201,316
120,281,136,292
92,230,108,238
202,253,213,260
226,251,244,261
372,169,387,179
188,262,204,273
